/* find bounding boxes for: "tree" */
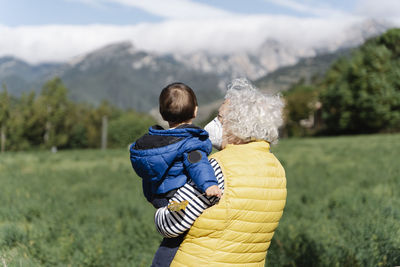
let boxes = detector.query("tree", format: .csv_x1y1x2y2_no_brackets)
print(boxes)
0,77,159,151
6,91,36,150
37,77,69,150
83,100,116,148
64,103,90,149
320,28,400,134
283,83,319,136
108,111,156,148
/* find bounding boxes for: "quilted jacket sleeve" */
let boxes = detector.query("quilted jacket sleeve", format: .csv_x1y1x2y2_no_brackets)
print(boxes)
183,150,218,193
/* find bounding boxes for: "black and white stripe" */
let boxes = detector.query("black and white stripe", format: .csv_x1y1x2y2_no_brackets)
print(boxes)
155,158,224,238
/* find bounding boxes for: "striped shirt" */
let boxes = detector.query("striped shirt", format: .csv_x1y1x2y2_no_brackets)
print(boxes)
155,158,225,238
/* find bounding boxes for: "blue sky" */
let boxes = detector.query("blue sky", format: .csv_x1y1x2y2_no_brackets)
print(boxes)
0,0,356,26
0,0,399,63
0,0,160,26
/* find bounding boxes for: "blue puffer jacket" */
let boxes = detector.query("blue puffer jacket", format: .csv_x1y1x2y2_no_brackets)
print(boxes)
130,125,218,202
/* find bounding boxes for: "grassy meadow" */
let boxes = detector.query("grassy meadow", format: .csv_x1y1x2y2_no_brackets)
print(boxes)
0,134,399,266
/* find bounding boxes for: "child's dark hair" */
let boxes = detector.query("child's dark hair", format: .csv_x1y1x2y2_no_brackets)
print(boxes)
159,82,198,123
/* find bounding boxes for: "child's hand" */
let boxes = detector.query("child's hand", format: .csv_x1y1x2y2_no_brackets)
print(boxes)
205,185,222,198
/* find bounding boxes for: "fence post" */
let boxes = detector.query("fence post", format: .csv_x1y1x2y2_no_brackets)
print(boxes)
1,125,5,153
101,115,108,150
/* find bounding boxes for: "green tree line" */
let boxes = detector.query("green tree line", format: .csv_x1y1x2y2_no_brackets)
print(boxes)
0,77,155,151
284,28,400,136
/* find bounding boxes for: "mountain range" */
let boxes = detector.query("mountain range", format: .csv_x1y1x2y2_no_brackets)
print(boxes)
0,19,392,112
0,44,222,112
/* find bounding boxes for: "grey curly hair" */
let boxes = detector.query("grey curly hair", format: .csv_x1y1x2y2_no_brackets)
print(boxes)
223,78,284,144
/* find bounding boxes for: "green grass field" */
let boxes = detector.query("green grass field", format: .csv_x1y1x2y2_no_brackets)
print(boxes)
0,134,399,266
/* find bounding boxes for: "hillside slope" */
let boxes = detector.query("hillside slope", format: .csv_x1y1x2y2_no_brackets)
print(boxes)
0,43,222,112
62,42,222,111
254,48,352,92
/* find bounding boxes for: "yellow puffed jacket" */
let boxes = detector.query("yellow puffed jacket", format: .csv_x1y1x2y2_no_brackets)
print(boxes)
171,141,287,266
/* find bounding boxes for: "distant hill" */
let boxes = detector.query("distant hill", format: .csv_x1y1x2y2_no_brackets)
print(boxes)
0,43,222,112
0,57,62,95
254,49,352,92
61,42,222,111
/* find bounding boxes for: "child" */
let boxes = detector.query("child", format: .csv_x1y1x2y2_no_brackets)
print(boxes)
129,82,222,265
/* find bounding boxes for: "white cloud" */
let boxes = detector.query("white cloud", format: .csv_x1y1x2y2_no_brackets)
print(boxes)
0,24,133,63
2,0,400,64
1,0,399,65
0,15,367,64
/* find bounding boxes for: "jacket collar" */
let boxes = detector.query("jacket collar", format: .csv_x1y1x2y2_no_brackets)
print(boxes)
149,124,208,138
225,140,270,152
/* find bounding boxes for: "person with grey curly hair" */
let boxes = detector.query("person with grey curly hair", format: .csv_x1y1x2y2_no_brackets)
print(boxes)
153,78,287,267
213,78,284,147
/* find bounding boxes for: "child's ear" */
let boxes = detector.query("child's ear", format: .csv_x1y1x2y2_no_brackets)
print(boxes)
193,106,198,118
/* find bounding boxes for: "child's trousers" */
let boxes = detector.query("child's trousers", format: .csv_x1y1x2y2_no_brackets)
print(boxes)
150,190,183,267
151,234,185,267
